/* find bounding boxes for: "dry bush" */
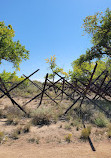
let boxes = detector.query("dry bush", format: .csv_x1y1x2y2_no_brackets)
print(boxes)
10,131,19,140
80,126,91,140
64,134,72,143
6,114,19,125
22,124,30,133
0,109,5,118
0,131,4,143
28,137,40,144
107,123,111,138
31,107,59,126
64,123,71,130
5,106,24,118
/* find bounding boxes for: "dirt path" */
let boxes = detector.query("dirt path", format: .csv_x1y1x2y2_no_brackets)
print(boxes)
0,141,111,158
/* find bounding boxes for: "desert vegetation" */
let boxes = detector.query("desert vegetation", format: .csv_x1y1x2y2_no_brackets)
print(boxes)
0,8,111,158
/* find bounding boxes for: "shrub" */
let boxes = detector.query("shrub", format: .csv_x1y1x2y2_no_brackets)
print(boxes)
93,113,108,127
6,114,19,125
5,106,24,118
28,138,35,143
80,126,91,140
10,126,23,140
107,130,111,138
65,134,72,143
22,124,30,133
70,118,82,128
28,137,40,144
31,107,55,126
36,137,40,144
10,131,19,140
6,114,14,125
64,124,71,130
107,124,111,138
0,131,4,143
13,118,19,125
0,109,5,118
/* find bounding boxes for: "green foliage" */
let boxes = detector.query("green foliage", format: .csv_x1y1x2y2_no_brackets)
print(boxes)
0,70,29,89
70,61,94,82
92,113,109,127
76,8,111,64
70,58,111,82
45,55,68,81
0,70,22,82
0,21,29,69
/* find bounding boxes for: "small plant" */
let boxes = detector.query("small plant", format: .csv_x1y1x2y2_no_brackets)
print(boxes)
28,137,40,144
6,114,14,125
80,126,91,140
64,124,71,130
57,138,61,143
92,113,109,128
16,127,22,135
28,138,35,143
13,118,19,126
36,137,40,144
6,114,20,126
76,126,79,131
59,124,62,128
10,126,23,140
5,106,23,118
65,134,72,143
0,109,5,118
0,131,4,143
10,131,19,140
107,124,111,138
70,118,82,128
22,124,30,133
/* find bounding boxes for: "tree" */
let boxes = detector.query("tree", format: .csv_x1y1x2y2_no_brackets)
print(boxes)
0,21,29,69
45,55,68,82
76,8,111,65
0,70,28,89
70,58,111,83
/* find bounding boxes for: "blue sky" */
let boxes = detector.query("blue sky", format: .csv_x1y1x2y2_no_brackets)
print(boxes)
0,0,111,81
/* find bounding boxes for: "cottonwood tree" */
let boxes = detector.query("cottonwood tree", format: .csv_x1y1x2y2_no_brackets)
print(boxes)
0,21,29,69
76,8,111,65
70,58,111,82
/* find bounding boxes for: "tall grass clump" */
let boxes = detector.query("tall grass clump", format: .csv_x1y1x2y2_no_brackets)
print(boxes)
91,112,109,128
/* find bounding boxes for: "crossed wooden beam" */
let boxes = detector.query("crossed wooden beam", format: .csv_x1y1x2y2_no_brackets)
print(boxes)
0,69,40,115
0,65,111,151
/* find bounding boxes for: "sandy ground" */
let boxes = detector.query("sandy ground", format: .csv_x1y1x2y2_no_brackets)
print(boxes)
0,141,111,158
